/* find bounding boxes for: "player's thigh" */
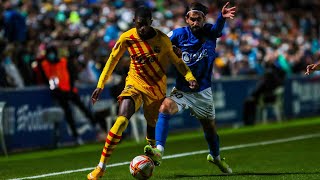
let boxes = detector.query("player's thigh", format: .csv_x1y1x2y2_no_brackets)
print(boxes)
118,85,143,112
170,87,215,119
191,88,215,119
168,88,189,112
142,97,164,127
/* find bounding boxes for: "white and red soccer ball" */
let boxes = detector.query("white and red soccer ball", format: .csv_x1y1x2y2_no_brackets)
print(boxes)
129,155,155,179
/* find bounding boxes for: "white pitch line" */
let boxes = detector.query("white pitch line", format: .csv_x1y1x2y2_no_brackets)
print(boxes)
9,133,320,180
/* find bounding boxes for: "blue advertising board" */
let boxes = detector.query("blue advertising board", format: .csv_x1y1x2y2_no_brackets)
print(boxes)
212,78,257,125
0,85,111,152
286,75,320,118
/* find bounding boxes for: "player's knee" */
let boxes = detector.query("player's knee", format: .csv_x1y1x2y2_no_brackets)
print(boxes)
159,98,177,115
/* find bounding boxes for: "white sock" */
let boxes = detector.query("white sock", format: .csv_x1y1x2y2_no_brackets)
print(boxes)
98,162,106,170
214,155,221,161
156,145,164,155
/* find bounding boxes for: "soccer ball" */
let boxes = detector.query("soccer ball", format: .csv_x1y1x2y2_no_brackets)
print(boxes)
129,155,155,179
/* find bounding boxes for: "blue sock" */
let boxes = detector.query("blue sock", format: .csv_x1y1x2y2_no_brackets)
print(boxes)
204,132,220,158
155,113,171,147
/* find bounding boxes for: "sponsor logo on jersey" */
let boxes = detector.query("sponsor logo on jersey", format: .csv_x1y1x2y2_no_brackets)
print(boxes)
131,54,157,64
182,49,208,65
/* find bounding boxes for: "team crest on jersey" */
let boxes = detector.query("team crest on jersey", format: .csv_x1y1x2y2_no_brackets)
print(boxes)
153,46,161,53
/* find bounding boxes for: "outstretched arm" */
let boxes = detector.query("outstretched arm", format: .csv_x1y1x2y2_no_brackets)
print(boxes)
210,2,236,36
96,36,127,89
305,61,320,75
92,35,127,104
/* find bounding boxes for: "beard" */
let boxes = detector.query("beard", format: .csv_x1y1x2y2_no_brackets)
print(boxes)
190,25,202,34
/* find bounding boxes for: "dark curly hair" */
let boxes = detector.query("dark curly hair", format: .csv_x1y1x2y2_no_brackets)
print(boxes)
134,6,152,19
185,2,208,17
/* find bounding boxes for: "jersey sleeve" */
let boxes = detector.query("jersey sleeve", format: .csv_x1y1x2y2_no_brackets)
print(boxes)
97,34,127,89
167,30,178,46
206,12,226,38
163,36,196,82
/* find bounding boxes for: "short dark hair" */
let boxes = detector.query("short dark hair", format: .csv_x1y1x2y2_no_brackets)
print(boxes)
185,2,208,16
134,6,152,19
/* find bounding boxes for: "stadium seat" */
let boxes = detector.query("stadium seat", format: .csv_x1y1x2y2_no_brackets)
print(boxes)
256,86,284,124
91,99,116,131
92,100,146,142
130,108,146,143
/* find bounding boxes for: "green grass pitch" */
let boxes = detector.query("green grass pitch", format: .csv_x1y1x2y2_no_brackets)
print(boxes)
1,117,320,180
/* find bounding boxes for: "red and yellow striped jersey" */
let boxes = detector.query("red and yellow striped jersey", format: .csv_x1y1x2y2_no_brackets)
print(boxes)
97,28,195,98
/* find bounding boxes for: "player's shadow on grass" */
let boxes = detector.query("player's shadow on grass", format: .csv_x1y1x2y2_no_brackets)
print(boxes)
174,172,320,178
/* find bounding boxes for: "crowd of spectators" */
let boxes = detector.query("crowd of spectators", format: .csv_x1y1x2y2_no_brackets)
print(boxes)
0,0,320,88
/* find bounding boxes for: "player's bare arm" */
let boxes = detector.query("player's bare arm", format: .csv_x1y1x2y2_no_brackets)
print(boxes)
91,88,103,105
305,62,320,75
188,80,199,90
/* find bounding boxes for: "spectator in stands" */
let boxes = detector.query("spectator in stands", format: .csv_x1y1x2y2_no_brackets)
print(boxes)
1,43,25,88
15,42,36,86
77,45,101,84
0,0,319,88
242,52,286,125
2,1,27,42
0,40,11,87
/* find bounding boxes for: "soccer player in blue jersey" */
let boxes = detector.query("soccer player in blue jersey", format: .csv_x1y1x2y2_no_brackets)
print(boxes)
144,2,236,174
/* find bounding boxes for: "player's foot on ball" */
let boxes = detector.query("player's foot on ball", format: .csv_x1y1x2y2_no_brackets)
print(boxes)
144,145,162,166
87,166,104,180
207,154,232,174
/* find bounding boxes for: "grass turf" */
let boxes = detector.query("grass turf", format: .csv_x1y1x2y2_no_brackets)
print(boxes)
1,117,320,180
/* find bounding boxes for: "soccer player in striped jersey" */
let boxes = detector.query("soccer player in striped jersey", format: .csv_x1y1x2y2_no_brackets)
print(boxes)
87,6,198,180
144,2,236,174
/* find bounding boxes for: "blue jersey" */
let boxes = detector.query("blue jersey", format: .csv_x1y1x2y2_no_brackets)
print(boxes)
168,13,225,92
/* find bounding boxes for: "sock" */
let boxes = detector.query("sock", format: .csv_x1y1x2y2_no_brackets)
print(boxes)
146,136,156,147
156,144,164,155
155,113,171,147
204,132,220,158
146,125,156,147
215,155,221,161
98,116,128,170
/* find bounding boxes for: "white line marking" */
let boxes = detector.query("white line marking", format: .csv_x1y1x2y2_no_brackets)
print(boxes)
9,133,320,180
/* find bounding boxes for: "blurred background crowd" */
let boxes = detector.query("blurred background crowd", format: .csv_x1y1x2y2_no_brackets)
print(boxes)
0,0,320,88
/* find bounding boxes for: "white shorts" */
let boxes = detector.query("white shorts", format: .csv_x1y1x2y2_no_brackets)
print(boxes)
169,87,215,119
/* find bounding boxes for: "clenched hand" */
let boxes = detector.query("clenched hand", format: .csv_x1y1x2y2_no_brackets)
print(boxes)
188,80,199,90
91,88,103,105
